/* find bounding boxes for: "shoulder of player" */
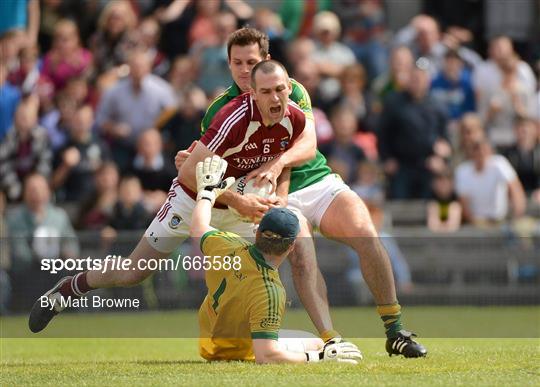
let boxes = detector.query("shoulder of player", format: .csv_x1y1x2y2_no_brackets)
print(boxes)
201,230,244,250
208,94,251,131
286,99,306,120
290,78,307,95
205,86,234,117
217,93,251,117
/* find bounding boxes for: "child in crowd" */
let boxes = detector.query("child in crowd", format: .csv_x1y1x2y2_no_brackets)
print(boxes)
427,170,462,233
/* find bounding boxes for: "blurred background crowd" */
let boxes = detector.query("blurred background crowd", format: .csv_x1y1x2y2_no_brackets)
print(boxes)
1,0,539,313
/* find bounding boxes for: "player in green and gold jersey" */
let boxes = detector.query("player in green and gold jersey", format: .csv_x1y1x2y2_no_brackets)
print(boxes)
191,155,362,364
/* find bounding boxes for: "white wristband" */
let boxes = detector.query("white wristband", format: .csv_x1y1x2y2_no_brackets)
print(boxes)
196,190,216,205
306,351,321,362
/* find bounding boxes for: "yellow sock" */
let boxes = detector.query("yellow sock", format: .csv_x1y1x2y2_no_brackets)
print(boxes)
376,302,403,338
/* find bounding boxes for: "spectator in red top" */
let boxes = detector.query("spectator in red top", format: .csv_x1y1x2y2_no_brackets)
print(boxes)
40,19,92,94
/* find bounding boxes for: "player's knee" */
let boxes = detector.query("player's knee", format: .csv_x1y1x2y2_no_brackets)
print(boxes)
288,247,317,275
350,217,378,238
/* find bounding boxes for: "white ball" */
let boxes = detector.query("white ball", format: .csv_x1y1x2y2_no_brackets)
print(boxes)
228,176,275,221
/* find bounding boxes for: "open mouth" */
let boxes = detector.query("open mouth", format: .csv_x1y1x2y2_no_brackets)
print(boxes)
270,106,281,114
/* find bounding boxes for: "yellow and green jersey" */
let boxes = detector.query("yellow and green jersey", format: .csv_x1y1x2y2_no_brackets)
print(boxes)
200,80,332,193
198,230,285,361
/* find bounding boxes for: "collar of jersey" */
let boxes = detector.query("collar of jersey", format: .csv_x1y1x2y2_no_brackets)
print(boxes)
230,82,242,97
248,245,275,270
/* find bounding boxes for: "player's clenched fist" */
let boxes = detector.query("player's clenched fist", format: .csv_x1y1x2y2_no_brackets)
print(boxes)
196,156,235,205
306,338,363,364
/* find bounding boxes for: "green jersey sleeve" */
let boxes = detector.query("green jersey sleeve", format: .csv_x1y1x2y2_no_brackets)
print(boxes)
290,79,314,121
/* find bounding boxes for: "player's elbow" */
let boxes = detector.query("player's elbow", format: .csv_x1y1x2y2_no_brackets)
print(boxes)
255,349,283,364
179,161,196,190
305,146,316,161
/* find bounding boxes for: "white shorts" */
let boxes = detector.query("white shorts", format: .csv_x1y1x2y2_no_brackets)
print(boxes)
287,174,351,228
145,178,258,253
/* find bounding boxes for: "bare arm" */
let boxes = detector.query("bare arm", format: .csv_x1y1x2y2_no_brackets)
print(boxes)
275,168,291,199
26,0,40,46
426,201,443,232
252,337,361,364
269,168,291,208
155,0,190,23
508,178,526,218
445,201,462,232
51,148,79,189
189,198,214,238
252,339,308,364
224,0,254,20
458,195,474,224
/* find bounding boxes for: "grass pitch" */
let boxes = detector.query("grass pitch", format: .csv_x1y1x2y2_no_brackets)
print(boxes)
1,307,539,386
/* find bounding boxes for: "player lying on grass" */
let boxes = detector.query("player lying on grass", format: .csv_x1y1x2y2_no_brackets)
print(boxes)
191,155,362,364
175,27,427,357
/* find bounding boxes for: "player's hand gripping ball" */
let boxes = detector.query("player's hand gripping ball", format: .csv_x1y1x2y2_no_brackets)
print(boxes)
228,175,276,221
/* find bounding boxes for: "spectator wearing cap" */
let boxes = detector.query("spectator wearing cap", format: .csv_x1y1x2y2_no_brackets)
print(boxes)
378,64,450,199
310,11,356,102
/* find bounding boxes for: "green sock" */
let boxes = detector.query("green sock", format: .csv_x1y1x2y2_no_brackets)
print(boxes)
377,302,403,339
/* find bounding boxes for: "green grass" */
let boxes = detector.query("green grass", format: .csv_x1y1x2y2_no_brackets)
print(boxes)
1,307,540,386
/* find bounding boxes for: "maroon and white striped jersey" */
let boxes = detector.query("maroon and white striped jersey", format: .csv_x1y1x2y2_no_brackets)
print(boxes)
180,92,306,203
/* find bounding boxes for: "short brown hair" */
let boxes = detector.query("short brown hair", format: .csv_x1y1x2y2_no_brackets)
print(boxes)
250,59,288,88
227,27,269,60
255,230,295,256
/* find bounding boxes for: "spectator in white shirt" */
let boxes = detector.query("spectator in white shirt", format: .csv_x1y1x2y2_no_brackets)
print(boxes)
455,139,526,226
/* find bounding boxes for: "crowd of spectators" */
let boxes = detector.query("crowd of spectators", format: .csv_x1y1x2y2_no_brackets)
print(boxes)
1,1,539,309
